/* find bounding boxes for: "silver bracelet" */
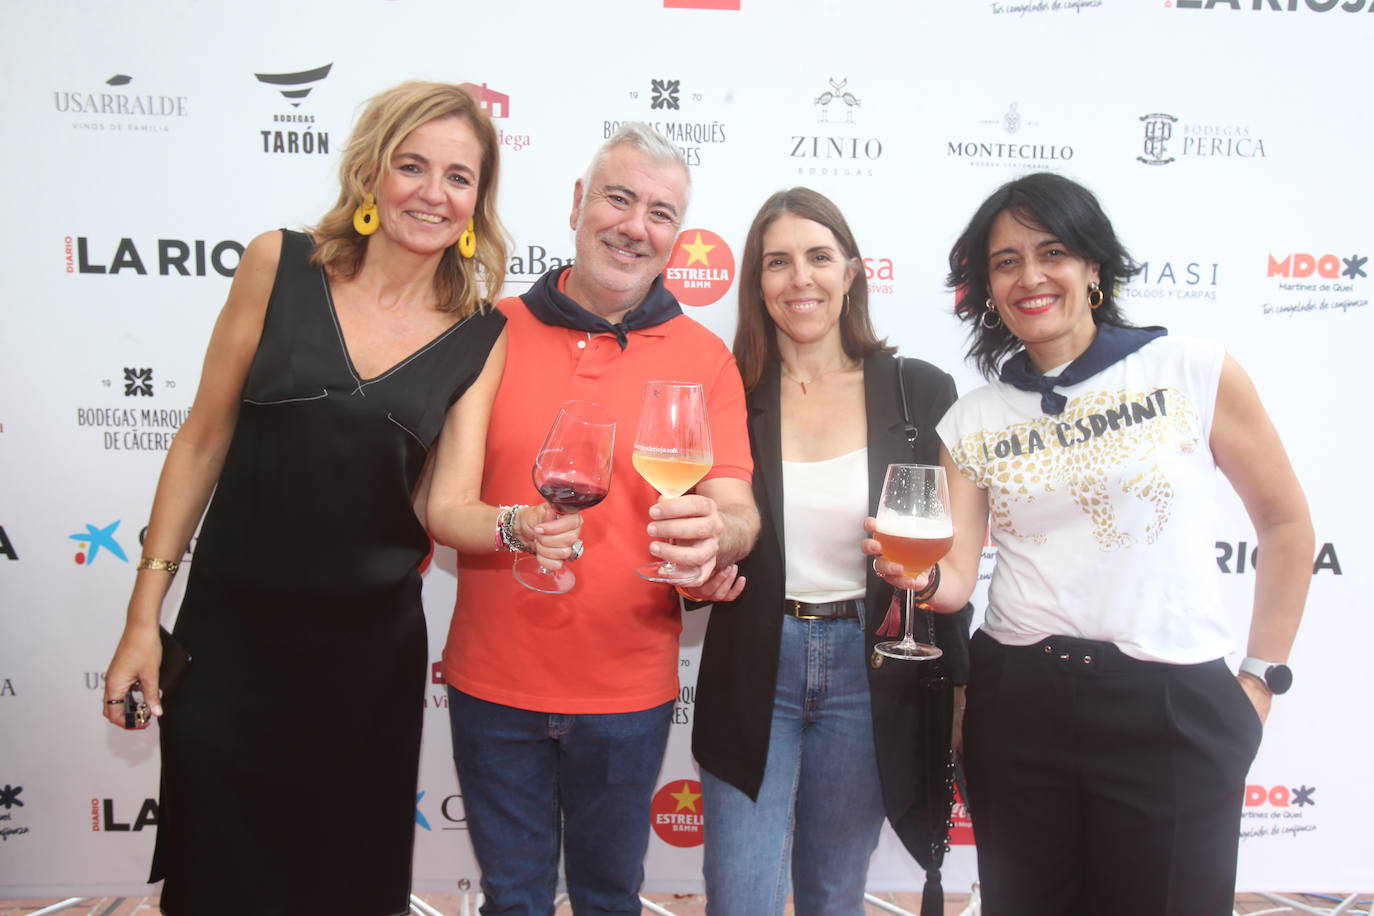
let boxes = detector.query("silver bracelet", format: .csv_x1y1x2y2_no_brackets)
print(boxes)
498,505,532,554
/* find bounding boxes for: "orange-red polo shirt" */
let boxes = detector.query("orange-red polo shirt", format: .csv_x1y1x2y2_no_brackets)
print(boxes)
441,292,752,713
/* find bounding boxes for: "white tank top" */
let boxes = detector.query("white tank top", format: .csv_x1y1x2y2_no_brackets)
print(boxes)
781,447,868,604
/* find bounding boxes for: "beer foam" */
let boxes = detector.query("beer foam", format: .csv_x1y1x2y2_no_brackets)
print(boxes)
874,512,953,539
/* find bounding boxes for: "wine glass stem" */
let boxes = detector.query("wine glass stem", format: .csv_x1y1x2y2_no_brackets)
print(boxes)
902,586,917,645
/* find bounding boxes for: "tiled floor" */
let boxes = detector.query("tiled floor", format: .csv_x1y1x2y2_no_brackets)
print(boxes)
0,891,1369,915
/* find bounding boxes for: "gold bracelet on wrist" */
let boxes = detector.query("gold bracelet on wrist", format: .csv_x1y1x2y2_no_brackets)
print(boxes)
136,557,180,575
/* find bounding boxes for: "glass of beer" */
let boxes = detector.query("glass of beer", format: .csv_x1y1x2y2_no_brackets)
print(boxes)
632,380,713,583
874,463,953,661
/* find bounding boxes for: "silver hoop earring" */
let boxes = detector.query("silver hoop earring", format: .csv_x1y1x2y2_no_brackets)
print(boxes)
981,298,1002,330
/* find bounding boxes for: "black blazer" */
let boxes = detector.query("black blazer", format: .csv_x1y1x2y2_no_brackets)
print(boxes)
692,351,971,872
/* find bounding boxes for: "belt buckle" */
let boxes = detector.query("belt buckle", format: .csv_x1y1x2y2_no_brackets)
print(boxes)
788,601,825,620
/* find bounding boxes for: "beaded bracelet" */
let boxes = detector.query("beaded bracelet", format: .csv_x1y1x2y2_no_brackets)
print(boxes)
496,505,532,554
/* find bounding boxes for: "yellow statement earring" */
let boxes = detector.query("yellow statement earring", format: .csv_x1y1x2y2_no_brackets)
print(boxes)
457,217,477,259
352,193,379,236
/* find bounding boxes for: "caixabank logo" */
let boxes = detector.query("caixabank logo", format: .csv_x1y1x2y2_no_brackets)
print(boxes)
789,77,884,179
52,73,189,135
255,63,332,155
947,102,1075,171
665,228,735,306
1239,782,1318,842
505,244,574,289
458,82,532,153
1136,112,1267,166
416,787,470,832
1261,248,1366,319
610,76,728,167
63,234,244,277
650,778,703,847
1171,0,1373,11
69,520,129,567
1119,257,1221,303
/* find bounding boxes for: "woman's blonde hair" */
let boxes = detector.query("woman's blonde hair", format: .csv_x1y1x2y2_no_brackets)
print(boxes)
311,81,509,317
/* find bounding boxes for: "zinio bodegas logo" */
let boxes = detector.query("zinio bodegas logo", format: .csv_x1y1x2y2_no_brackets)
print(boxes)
664,229,734,307
790,77,883,178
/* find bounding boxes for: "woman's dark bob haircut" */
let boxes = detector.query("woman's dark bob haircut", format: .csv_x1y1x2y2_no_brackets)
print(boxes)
947,172,1140,379
733,187,892,392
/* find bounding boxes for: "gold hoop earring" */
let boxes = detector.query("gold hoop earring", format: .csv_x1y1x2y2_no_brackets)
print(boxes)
352,192,379,236
457,217,477,259
1088,281,1104,309
981,298,1002,330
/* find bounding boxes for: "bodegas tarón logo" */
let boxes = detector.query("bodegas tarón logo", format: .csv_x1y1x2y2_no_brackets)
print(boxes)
664,228,734,307
52,73,189,135
254,64,332,155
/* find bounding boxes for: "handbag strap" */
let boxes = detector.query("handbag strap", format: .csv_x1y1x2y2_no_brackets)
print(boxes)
895,355,919,460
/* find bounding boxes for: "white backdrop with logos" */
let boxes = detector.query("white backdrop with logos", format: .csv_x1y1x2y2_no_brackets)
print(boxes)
0,0,1369,899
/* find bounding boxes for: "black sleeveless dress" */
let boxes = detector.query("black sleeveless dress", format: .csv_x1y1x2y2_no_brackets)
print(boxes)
151,230,505,915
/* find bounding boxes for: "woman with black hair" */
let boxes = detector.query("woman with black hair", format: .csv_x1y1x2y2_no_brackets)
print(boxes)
866,172,1312,914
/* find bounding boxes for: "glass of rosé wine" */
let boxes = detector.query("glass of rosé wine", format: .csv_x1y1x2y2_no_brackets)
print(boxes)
873,463,953,661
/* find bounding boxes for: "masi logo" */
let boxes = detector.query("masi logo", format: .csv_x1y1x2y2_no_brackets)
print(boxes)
255,64,332,155
791,77,882,178
52,73,188,135
1120,259,1221,301
1137,113,1266,165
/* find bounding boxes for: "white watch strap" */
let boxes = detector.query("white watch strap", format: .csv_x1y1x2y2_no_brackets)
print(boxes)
1239,656,1274,681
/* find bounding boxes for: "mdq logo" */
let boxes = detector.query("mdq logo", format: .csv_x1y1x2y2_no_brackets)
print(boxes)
1246,784,1316,808
1267,252,1367,280
70,521,128,566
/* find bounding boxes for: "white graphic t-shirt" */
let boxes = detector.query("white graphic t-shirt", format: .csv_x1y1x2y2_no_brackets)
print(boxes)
937,334,1231,663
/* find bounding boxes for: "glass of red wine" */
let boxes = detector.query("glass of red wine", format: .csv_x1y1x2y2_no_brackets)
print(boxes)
513,400,616,594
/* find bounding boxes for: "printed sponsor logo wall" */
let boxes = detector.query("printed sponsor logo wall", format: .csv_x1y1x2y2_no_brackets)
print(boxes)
1,0,1368,899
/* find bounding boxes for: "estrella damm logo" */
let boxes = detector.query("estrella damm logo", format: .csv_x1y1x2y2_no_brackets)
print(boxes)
664,228,734,307
650,779,703,847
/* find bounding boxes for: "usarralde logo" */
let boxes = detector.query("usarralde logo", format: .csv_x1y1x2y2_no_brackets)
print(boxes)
650,779,703,847
664,229,734,307
53,74,188,135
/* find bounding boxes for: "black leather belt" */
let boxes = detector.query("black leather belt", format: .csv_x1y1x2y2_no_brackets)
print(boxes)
784,599,860,620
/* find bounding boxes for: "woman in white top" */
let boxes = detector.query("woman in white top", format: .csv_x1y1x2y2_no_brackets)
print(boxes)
868,171,1313,915
691,188,970,916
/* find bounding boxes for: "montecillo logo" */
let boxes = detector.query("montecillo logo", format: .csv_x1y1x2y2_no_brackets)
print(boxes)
255,64,332,155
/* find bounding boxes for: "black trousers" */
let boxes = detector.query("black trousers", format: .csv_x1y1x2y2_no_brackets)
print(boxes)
963,630,1263,916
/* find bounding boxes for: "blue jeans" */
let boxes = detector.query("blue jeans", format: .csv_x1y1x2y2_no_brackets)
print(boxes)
446,687,673,916
700,612,886,916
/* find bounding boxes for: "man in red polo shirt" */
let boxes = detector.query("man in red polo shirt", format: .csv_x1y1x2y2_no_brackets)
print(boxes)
441,123,758,914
